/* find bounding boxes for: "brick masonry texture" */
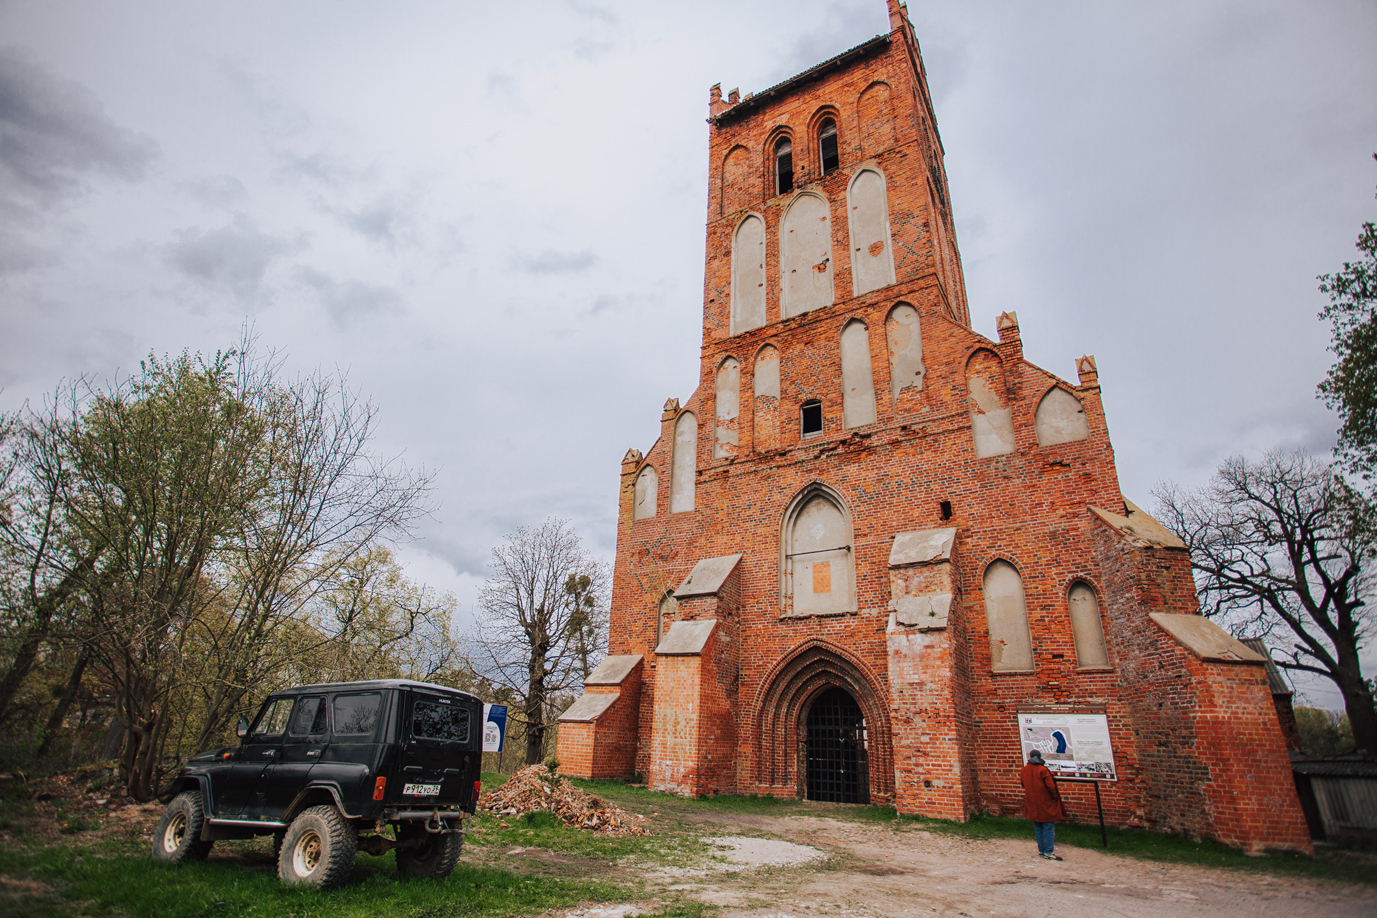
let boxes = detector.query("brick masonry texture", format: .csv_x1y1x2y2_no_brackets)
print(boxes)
555,1,1312,854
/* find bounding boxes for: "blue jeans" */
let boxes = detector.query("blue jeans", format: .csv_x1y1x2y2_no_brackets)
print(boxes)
1034,821,1056,855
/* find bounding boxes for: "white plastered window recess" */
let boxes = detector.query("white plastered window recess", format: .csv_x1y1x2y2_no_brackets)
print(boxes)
780,484,856,616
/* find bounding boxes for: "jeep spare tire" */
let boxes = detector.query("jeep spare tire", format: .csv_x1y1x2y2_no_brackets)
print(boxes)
277,805,357,888
151,791,214,863
395,823,463,879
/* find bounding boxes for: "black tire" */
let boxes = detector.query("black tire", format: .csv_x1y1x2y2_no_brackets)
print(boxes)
395,824,463,879
277,805,357,889
272,830,286,860
151,791,214,863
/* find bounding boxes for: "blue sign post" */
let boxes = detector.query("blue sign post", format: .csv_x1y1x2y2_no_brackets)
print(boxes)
482,704,508,753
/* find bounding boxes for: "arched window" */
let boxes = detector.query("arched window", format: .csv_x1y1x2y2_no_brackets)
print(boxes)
775,138,794,195
656,591,678,650
633,466,657,519
983,560,1034,672
782,485,855,615
730,214,766,334
966,349,1014,458
1035,388,1090,446
754,345,781,451
847,168,896,296
670,412,697,513
840,320,876,428
780,192,834,317
818,118,839,174
1068,581,1109,669
714,357,741,459
885,304,924,403
800,398,823,437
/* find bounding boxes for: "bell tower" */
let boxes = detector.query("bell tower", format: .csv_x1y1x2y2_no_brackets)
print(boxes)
701,0,969,358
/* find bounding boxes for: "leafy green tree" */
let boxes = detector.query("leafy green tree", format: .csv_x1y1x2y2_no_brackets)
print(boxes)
0,339,434,799
1318,156,1377,481
1294,705,1355,755
281,544,463,685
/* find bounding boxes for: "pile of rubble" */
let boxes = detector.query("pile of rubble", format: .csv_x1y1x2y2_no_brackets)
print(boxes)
481,764,650,836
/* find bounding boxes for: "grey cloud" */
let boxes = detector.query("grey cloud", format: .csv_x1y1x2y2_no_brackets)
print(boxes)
587,293,623,316
330,194,417,250
512,248,599,275
0,228,53,275
0,47,156,205
768,0,886,87
183,174,249,209
294,265,401,326
272,147,373,190
572,37,616,62
485,71,517,96
567,0,618,25
0,47,156,275
162,215,304,299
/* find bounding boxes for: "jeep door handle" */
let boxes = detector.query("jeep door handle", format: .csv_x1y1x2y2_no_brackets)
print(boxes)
263,750,275,756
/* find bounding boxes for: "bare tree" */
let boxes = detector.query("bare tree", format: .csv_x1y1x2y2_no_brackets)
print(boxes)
473,518,608,766
1155,450,1377,751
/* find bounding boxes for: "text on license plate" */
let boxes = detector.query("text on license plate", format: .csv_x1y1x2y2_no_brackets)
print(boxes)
403,783,441,796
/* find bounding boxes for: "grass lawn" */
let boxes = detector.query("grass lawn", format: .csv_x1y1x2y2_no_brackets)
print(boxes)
0,770,707,918
1,769,1370,917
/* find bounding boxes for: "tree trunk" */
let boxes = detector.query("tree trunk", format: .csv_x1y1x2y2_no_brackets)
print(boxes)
525,636,548,766
524,693,545,766
1334,643,1377,752
35,654,89,759
0,564,90,719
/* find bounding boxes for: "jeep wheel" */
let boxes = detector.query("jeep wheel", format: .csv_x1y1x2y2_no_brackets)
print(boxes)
277,805,357,888
395,824,463,879
151,791,214,863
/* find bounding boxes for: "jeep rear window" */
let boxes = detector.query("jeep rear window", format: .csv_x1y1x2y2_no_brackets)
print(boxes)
412,700,470,743
332,693,381,736
251,698,293,737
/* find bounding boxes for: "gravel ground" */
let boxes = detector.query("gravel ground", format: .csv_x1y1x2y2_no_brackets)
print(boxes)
602,813,1376,918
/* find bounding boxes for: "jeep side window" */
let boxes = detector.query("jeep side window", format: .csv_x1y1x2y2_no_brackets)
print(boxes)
332,693,381,736
251,698,293,737
288,696,328,736
412,700,470,743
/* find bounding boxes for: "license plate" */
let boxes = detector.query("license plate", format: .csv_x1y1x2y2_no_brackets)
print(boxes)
403,783,441,796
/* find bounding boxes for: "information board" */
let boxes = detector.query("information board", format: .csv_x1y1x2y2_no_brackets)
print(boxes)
482,703,508,753
1016,711,1117,781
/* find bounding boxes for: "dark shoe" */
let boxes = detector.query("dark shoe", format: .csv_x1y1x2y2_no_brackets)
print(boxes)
1041,853,1063,861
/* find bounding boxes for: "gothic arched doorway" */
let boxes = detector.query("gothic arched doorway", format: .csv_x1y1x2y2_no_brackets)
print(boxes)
805,686,869,804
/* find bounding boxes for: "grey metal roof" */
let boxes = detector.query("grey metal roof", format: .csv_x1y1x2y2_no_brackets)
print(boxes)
1239,638,1294,695
711,34,891,125
1291,755,1377,778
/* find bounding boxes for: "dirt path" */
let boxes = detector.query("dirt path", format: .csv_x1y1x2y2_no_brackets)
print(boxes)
627,810,1373,918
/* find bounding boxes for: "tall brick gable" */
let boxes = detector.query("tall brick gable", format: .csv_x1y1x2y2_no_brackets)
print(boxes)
557,0,1312,854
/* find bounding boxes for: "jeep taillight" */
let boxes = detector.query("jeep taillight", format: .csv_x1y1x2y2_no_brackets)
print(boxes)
373,776,387,801
472,780,482,805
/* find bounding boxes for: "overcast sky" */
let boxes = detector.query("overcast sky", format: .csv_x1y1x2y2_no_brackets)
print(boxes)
2,1,1374,706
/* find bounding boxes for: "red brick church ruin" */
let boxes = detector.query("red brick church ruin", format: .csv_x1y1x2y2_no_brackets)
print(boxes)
556,1,1312,853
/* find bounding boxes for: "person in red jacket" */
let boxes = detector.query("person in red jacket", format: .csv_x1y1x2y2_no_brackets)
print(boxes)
1020,750,1067,860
